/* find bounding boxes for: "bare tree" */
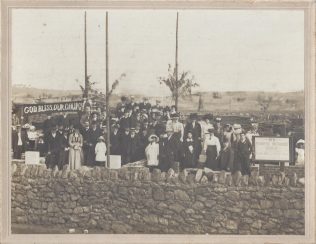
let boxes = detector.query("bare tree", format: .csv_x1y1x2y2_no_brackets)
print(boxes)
159,64,199,110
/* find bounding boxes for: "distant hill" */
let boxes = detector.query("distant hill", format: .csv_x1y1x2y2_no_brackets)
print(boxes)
12,85,304,113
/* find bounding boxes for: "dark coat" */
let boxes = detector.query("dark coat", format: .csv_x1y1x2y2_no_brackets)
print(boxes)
182,139,196,169
45,132,62,153
120,133,130,164
110,131,121,155
85,128,102,166
219,146,234,171
119,117,131,131
159,134,179,172
12,129,27,150
139,102,151,111
43,118,55,133
128,135,141,162
234,139,252,175
12,129,27,159
184,122,202,157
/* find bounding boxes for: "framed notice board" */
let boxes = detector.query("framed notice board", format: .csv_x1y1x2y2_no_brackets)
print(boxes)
252,136,294,163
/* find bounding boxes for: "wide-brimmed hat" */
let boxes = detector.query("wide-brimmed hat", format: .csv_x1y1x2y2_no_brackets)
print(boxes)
296,139,305,145
208,128,215,133
171,113,179,119
215,117,222,122
148,134,159,142
98,136,105,141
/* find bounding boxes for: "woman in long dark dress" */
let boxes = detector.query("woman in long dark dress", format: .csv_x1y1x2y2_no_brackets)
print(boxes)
234,132,252,175
203,129,221,170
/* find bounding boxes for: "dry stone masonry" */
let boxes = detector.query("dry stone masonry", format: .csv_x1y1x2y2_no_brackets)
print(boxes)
11,163,304,234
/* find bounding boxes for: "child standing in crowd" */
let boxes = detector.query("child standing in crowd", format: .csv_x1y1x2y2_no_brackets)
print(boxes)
295,139,305,165
145,134,159,171
182,131,196,169
95,136,107,167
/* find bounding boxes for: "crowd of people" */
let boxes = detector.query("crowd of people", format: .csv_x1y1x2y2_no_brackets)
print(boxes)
11,96,305,174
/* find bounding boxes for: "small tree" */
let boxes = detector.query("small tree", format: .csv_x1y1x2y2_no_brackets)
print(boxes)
159,64,199,110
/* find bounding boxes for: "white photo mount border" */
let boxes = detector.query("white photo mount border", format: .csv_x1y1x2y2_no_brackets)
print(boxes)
1,1,315,243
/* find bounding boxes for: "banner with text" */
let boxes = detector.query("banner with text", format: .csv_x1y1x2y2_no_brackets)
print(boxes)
253,137,291,162
20,101,84,115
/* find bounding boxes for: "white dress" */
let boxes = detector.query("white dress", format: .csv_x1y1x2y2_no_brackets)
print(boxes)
95,142,107,162
145,142,159,166
295,148,304,165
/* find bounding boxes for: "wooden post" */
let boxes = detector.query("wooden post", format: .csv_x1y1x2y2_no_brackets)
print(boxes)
175,12,179,111
105,12,111,167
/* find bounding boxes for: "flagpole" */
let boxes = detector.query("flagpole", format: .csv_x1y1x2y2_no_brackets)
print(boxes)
105,12,111,167
84,11,88,98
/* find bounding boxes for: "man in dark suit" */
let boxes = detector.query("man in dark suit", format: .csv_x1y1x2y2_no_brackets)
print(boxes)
139,97,151,111
120,127,130,165
12,125,27,159
45,127,62,169
43,113,54,136
159,128,179,172
128,128,142,162
119,111,131,135
80,121,90,165
86,121,102,166
184,113,202,160
110,124,121,155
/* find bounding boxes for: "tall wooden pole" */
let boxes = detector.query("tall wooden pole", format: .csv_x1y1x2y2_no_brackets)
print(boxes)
105,12,111,167
175,12,179,111
84,11,88,98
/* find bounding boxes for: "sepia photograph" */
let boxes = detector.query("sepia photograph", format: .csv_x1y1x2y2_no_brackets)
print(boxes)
1,2,315,242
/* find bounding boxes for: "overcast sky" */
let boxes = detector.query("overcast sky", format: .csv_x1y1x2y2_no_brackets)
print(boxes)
11,9,304,95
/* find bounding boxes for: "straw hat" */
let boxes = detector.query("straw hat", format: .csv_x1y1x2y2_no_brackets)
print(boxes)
148,134,159,142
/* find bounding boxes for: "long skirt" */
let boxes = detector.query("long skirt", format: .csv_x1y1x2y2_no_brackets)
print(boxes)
205,145,219,170
69,148,82,170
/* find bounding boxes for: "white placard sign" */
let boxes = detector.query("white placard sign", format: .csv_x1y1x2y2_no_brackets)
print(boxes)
108,155,121,169
25,151,40,165
254,137,290,161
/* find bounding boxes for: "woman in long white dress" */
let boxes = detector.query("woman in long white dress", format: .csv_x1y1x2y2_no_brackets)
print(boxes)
68,128,83,170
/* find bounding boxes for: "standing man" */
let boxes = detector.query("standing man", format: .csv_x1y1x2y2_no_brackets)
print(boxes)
81,121,90,166
110,124,121,155
159,128,178,172
184,113,202,161
139,97,151,111
12,125,27,159
120,127,131,165
45,127,62,169
86,121,102,167
128,128,142,162
214,117,224,145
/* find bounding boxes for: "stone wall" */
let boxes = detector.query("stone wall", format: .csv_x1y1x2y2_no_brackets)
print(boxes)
11,163,305,235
